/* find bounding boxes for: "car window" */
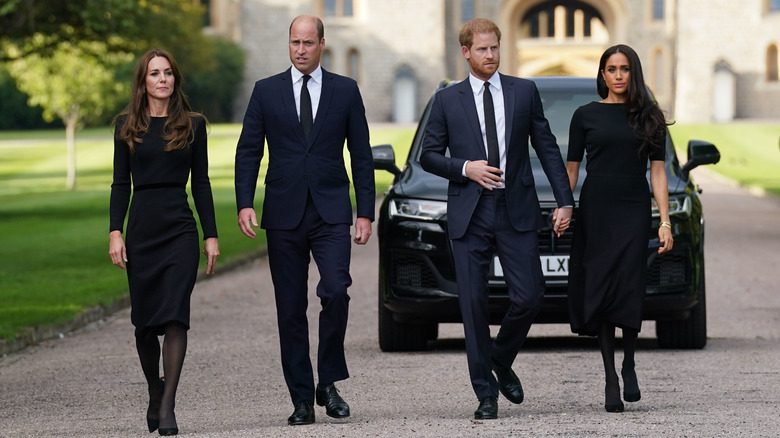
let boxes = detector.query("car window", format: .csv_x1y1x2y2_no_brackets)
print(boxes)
532,90,597,159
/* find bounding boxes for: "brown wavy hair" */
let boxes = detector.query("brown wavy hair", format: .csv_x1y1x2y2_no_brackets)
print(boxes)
597,44,671,157
114,49,201,153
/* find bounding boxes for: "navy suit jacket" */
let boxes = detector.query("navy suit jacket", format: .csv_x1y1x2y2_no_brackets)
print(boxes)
420,75,574,240
235,67,375,230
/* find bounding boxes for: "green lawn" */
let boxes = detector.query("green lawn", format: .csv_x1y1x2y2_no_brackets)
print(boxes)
1,121,775,342
669,123,780,197
0,123,414,341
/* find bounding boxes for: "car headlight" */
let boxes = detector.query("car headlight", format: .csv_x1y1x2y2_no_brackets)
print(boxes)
389,199,448,221
652,194,691,218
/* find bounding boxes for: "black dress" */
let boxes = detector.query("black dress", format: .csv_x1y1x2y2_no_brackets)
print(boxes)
566,102,665,336
110,115,217,334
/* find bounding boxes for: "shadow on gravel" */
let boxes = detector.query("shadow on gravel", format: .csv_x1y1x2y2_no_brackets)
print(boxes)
425,336,658,352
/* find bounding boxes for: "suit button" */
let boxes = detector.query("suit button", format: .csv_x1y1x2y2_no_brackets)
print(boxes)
304,174,308,179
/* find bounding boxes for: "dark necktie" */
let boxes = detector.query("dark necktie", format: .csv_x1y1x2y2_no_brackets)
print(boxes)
300,74,313,141
483,81,500,169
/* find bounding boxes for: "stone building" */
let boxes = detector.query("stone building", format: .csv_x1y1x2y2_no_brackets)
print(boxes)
204,0,780,123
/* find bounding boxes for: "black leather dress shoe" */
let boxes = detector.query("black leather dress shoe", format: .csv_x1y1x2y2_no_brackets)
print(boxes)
315,383,350,418
288,401,315,425
492,359,524,404
474,397,498,420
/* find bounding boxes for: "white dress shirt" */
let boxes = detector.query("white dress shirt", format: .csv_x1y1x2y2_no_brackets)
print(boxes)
463,72,506,188
291,65,322,122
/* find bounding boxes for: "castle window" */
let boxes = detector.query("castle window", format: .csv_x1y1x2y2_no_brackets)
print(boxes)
521,1,604,39
323,0,354,17
461,0,474,22
348,48,361,82
653,49,664,93
322,49,333,71
652,0,664,20
767,44,779,82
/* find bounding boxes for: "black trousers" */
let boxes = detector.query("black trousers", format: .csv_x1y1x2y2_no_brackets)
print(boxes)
266,194,352,405
450,190,544,399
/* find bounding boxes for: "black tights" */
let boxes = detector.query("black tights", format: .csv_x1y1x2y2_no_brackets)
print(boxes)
136,322,188,430
598,323,639,404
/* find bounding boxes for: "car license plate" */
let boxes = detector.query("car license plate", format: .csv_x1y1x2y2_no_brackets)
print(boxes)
493,255,569,277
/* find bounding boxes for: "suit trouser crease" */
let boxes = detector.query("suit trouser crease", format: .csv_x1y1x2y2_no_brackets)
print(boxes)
267,194,352,405
451,192,544,399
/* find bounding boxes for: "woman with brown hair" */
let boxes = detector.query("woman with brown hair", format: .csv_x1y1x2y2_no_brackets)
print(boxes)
566,44,673,413
109,49,219,435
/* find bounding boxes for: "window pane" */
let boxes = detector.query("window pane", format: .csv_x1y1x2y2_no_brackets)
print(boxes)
343,0,353,16
349,50,360,81
323,0,336,17
653,0,664,20
461,0,474,22
771,0,780,11
322,50,332,70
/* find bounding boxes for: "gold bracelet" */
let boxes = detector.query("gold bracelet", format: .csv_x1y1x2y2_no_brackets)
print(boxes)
660,221,671,229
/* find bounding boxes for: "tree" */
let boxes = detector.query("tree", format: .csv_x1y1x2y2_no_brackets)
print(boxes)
1,0,205,61
7,34,132,189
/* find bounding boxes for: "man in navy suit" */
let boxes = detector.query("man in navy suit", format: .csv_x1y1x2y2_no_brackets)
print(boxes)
420,18,574,419
234,15,375,425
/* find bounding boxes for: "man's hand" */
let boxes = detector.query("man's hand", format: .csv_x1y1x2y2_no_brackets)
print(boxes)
354,217,372,245
552,206,573,237
465,160,503,190
238,207,259,239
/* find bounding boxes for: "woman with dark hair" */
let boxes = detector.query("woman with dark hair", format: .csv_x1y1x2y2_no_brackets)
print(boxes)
565,44,673,412
109,49,219,435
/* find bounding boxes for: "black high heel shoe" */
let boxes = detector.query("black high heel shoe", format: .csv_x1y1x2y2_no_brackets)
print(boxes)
604,381,624,413
158,411,178,436
621,367,641,402
147,378,165,433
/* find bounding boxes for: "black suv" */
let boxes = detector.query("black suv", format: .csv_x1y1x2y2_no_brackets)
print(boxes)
372,76,720,351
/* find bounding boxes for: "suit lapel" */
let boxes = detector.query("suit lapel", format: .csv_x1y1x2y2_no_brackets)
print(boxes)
280,68,309,145
500,74,514,147
308,68,334,149
457,80,487,160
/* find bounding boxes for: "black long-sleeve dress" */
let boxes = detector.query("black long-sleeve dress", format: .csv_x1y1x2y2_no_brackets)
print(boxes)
110,115,217,334
566,102,665,336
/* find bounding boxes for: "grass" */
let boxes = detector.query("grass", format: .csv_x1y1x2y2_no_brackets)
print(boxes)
669,123,780,197
1,120,775,342
0,123,415,342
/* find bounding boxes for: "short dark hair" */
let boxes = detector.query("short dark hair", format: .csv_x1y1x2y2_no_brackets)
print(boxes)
459,18,501,48
290,15,324,40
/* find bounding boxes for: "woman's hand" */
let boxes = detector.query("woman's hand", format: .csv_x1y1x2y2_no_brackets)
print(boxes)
658,225,674,254
203,237,220,275
109,230,127,270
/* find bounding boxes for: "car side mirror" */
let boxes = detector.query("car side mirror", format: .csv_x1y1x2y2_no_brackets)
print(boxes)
372,144,402,176
681,140,720,180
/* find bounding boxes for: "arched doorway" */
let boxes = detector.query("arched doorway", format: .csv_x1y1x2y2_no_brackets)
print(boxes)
500,0,625,78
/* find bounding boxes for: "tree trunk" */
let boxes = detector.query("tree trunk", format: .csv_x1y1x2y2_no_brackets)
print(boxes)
65,111,78,190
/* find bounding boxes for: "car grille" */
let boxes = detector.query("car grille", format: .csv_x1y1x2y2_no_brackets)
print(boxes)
537,227,574,254
647,251,689,286
392,254,438,288
538,209,575,255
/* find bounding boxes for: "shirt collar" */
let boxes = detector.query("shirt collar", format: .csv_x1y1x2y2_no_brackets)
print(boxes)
291,65,323,84
468,72,501,94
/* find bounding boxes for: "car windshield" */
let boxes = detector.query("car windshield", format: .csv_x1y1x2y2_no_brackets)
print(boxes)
533,90,598,159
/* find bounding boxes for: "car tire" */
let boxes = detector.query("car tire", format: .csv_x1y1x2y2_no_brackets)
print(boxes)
378,290,437,352
656,280,707,349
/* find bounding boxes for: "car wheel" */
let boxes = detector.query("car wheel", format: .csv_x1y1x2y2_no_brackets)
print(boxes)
378,290,437,352
656,280,707,350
